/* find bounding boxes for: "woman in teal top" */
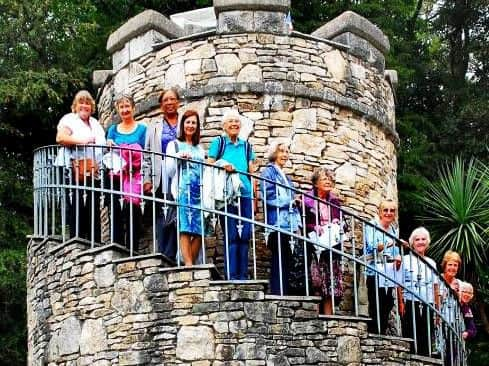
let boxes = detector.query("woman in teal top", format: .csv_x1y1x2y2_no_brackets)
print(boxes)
207,110,256,280
106,94,147,252
166,110,205,266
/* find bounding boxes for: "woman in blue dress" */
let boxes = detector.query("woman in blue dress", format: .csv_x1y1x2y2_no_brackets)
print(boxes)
166,110,205,266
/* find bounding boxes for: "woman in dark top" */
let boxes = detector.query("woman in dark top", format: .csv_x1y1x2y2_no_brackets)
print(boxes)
143,88,180,259
459,281,476,341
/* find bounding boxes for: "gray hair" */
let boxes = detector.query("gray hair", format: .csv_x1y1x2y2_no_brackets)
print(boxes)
311,167,335,187
114,93,135,109
408,226,431,246
460,281,473,292
267,141,290,162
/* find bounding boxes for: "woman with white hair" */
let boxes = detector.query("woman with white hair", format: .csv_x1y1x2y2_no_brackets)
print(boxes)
207,109,256,280
401,226,439,356
260,142,300,295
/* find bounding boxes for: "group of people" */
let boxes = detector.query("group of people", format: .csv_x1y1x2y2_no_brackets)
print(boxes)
364,200,476,360
56,88,257,279
56,89,475,359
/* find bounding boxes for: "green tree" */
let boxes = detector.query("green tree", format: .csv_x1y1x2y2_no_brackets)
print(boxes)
418,158,489,269
417,157,489,364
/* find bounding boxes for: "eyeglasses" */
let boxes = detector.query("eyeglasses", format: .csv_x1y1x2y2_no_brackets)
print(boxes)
383,208,396,213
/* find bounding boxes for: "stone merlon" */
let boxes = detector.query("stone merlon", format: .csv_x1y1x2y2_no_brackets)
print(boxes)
213,0,290,13
312,11,390,55
92,70,112,90
106,9,185,53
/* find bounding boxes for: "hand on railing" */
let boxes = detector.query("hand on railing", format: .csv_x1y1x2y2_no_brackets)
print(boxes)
314,225,324,235
143,182,153,194
178,152,192,159
223,163,235,173
400,239,409,248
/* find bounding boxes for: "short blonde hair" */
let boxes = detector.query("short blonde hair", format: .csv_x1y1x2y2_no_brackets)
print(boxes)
378,199,397,217
71,90,96,114
441,250,462,271
114,93,135,109
408,227,431,246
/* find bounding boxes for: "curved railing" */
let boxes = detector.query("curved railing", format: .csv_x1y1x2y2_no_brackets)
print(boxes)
33,144,466,365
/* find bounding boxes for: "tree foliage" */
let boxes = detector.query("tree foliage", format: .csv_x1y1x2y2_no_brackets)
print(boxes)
419,158,489,268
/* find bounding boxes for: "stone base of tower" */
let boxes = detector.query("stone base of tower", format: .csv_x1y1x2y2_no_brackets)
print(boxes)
27,237,443,366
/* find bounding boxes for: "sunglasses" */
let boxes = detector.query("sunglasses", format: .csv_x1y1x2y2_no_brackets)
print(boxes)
382,208,396,213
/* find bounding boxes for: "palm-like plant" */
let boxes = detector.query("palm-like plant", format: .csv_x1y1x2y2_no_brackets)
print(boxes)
418,157,489,270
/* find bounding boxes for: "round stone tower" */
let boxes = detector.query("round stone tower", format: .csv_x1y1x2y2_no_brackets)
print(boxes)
27,2,440,366
94,1,399,219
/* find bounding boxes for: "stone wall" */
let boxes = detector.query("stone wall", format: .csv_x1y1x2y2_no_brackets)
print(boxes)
28,237,443,366
97,29,398,219
91,4,400,324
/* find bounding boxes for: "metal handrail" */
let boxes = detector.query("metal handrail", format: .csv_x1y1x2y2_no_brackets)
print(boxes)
32,144,466,365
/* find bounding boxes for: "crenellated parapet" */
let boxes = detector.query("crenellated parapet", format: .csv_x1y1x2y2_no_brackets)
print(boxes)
214,0,291,34
312,11,390,72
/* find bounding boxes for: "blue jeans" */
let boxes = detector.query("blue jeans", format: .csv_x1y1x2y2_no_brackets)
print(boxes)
220,197,252,280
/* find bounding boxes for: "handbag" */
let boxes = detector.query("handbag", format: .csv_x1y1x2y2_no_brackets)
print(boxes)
161,204,177,228
72,158,98,182
160,192,177,228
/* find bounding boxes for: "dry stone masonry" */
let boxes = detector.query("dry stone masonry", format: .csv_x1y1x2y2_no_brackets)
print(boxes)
28,237,443,365
27,1,443,365
95,0,398,220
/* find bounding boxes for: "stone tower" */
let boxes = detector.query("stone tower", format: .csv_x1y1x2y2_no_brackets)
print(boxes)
27,2,442,366
94,1,398,218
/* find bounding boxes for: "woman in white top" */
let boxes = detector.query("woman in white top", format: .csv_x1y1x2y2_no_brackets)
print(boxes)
56,90,106,241
401,227,439,356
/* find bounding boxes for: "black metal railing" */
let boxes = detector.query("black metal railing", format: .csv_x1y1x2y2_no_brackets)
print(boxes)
33,144,466,365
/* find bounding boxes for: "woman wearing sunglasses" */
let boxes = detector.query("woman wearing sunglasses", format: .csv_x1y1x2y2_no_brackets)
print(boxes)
363,199,401,334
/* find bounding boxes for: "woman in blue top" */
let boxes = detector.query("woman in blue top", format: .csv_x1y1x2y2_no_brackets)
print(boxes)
166,110,205,266
363,199,400,334
260,142,300,295
106,94,147,252
207,110,256,280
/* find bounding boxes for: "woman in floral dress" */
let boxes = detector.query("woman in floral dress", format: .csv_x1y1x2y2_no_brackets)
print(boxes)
166,110,205,266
